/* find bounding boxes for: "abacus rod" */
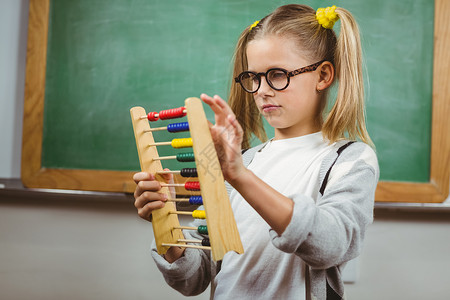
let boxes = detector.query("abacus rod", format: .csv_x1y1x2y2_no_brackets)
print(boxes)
169,211,193,216
157,170,181,175
149,141,172,147
152,155,177,161
173,226,197,230
144,126,167,132
168,198,190,202
178,239,203,244
161,183,185,188
161,243,211,250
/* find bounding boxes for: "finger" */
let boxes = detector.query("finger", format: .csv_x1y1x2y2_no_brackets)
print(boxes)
225,114,244,153
135,190,167,209
213,95,236,121
200,93,214,103
161,168,176,198
160,168,174,183
137,200,166,221
134,179,161,199
133,172,154,184
201,93,226,116
228,114,244,137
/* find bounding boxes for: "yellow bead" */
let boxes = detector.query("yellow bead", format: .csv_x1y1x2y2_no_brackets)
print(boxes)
171,138,193,148
192,210,206,219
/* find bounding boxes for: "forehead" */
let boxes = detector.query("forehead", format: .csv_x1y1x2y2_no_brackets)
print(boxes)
246,35,308,70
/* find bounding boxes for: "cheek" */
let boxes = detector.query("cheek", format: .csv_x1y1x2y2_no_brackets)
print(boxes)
290,77,318,102
286,84,321,114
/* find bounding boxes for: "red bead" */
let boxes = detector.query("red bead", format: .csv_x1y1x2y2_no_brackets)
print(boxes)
159,107,186,120
184,181,200,191
147,112,159,121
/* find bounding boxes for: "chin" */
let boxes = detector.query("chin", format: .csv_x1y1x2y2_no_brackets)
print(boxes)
265,119,287,129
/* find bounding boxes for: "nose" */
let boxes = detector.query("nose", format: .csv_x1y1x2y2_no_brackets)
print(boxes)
256,76,274,96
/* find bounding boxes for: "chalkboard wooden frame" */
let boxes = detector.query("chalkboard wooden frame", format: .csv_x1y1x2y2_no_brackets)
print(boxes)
21,0,449,202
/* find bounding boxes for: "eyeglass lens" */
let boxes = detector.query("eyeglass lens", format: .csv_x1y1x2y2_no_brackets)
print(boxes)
240,69,289,93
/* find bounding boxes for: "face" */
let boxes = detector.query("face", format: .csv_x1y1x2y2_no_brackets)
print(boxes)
246,35,322,139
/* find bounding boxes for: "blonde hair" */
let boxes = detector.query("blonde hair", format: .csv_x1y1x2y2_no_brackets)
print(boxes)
228,4,373,148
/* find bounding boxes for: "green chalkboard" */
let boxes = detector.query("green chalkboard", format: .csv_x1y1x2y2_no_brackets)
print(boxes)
41,0,434,183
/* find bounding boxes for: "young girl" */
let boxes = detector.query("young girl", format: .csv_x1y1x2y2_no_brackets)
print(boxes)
133,4,379,300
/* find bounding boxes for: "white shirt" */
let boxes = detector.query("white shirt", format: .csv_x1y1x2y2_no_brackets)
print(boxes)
213,132,335,300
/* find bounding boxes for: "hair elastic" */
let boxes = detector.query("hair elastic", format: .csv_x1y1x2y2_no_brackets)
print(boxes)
249,20,260,32
316,5,339,29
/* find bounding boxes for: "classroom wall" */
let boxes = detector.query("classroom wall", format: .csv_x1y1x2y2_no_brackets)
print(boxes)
0,0,26,179
0,1,449,299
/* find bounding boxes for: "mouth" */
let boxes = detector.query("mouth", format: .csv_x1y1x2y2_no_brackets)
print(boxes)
261,104,281,113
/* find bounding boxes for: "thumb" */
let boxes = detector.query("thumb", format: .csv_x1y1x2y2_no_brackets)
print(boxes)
161,168,174,184
162,168,176,199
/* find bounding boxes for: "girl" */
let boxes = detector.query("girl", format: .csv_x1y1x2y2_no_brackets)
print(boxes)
133,4,379,300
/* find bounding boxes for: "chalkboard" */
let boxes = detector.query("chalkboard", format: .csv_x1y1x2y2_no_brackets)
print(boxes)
22,0,450,203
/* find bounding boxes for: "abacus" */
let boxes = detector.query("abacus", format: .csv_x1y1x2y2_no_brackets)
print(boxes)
130,97,244,261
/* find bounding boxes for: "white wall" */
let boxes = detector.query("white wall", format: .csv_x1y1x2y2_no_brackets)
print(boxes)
0,0,26,178
0,1,449,300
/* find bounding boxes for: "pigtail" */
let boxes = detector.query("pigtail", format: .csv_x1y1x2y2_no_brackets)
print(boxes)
228,24,268,149
322,8,373,146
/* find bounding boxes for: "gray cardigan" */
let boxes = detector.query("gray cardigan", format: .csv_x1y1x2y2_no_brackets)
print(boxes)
151,140,379,300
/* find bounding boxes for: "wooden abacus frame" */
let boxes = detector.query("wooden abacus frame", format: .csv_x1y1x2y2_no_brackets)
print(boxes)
21,0,449,203
130,97,243,261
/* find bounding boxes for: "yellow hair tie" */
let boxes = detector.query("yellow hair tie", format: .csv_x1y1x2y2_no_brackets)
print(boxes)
249,20,260,32
316,5,339,29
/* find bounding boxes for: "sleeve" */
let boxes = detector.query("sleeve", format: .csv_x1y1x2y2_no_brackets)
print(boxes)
269,142,379,269
150,216,212,296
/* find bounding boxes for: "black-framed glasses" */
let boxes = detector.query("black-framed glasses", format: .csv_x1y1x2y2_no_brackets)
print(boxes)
234,60,325,93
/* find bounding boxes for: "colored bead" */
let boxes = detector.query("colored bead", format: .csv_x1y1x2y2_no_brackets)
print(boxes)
180,168,198,178
184,181,200,191
189,196,203,205
201,238,210,247
171,138,193,148
192,210,206,219
158,107,186,120
147,111,159,122
197,225,208,234
176,152,195,162
167,122,189,133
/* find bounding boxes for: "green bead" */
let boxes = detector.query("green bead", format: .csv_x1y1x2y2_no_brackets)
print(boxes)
177,152,195,162
197,225,208,235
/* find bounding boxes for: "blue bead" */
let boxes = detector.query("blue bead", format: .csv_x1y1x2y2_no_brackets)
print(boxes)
189,196,203,205
167,122,189,132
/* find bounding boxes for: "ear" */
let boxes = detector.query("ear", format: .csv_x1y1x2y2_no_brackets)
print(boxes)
316,61,334,91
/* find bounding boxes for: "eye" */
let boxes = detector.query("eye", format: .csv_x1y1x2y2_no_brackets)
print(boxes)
268,70,286,81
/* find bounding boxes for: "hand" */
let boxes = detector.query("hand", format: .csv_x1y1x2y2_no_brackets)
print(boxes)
133,171,185,263
133,171,173,222
200,93,246,183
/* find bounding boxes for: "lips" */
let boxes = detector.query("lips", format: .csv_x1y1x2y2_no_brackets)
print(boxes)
261,104,281,112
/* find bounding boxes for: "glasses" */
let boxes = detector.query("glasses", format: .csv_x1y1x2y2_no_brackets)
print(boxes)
234,60,325,93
